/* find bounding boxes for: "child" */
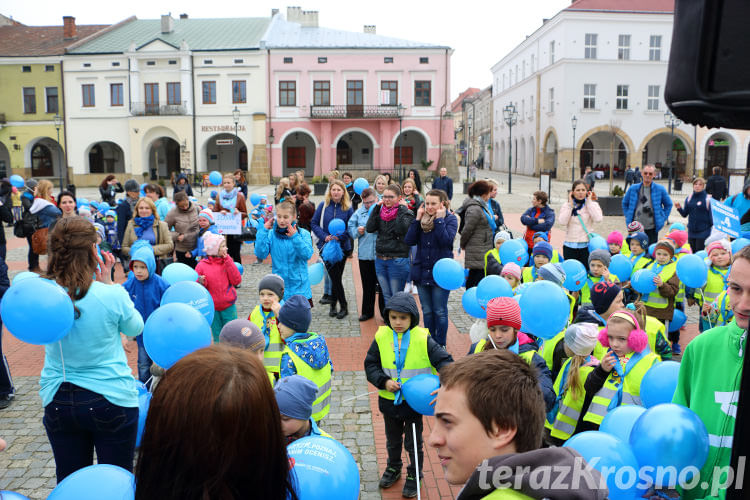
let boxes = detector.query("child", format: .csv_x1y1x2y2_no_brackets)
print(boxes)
122,243,170,387
11,187,21,223
196,232,242,343
694,239,732,333
364,291,453,498
249,274,285,385
484,230,511,276
545,322,600,445
189,208,218,262
275,178,292,204
102,210,121,253
254,201,313,302
219,319,265,361
342,171,360,211
580,306,660,431
666,229,691,257
606,230,628,256
469,297,555,411
625,232,651,271
579,249,619,306
277,295,333,422
532,231,562,263
500,262,522,290
642,241,680,348
522,241,552,283
274,375,333,444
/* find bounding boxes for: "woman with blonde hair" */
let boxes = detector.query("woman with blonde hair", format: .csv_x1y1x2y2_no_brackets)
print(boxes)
373,175,388,199
27,179,61,269
121,197,174,263
275,177,292,205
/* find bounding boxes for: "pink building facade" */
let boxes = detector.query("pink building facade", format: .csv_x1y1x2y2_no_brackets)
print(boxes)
265,12,453,178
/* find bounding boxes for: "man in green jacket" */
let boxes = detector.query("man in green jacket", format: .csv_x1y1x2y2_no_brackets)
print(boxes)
673,245,750,499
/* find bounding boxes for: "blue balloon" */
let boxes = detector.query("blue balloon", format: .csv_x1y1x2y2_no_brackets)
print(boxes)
433,258,464,291
732,237,750,254
288,436,360,500
1,278,74,345
11,271,39,285
209,171,222,186
671,308,687,330
648,243,656,258
210,190,218,199
143,303,212,370
600,405,647,445
160,280,215,325
462,287,486,318
631,269,657,294
0,492,30,500
514,237,528,250
676,254,708,288
564,431,642,500
135,381,151,448
609,254,633,282
499,239,528,266
629,404,709,488
519,281,569,339
235,262,244,276
353,177,369,195
9,174,25,188
695,250,708,260
249,193,261,206
401,373,440,416
640,361,680,408
588,235,609,253
561,259,587,292
669,222,686,231
47,464,135,500
77,198,90,208
308,262,325,285
162,262,200,285
476,275,513,307
328,218,346,237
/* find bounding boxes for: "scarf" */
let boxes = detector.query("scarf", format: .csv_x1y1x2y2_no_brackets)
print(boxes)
421,213,436,233
134,215,154,238
380,204,399,222
392,328,411,405
473,196,497,232
571,198,586,217
221,188,239,211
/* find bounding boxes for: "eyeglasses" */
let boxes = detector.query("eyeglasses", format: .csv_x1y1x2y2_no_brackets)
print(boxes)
382,195,397,199
642,172,654,176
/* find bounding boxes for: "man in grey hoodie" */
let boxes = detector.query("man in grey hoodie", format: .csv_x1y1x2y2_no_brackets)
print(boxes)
428,350,608,500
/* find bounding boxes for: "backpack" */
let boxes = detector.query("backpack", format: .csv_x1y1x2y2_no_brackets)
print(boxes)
13,210,39,238
456,205,467,234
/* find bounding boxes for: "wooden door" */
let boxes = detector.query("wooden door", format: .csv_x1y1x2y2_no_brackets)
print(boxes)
287,147,306,169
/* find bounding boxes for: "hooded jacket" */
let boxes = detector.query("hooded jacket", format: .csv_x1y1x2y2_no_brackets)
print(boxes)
173,173,194,196
459,197,494,270
29,198,61,228
99,181,123,206
254,223,314,299
404,212,459,285
195,254,242,311
728,178,750,232
122,244,170,324
676,190,713,240
165,202,201,252
279,332,332,378
456,448,608,500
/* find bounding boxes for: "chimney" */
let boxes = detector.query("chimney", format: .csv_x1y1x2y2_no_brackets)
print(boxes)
161,14,174,34
300,10,318,27
272,8,279,16
287,6,302,23
179,13,188,19
364,25,376,34
63,16,76,39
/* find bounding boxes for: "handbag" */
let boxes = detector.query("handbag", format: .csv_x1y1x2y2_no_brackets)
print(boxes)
31,227,48,255
239,224,257,241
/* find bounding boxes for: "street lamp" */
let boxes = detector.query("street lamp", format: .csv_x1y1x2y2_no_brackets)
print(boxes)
503,103,518,194
53,114,63,190
397,103,405,182
571,115,578,183
664,110,682,194
232,106,240,171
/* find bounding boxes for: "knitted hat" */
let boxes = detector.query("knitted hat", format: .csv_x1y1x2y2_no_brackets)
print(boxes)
219,319,266,352
25,178,37,191
259,273,284,299
124,179,139,193
494,231,511,246
105,209,117,219
590,281,622,315
93,223,105,243
208,199,215,206
564,323,600,356
202,232,224,256
532,241,553,260
538,263,566,287
666,230,688,249
532,231,549,242
626,232,649,251
486,297,522,330
501,262,522,281
707,239,732,257
653,241,675,259
274,375,319,420
278,294,312,333
627,221,644,234
588,249,611,268
606,230,624,246
198,209,215,225
669,222,687,232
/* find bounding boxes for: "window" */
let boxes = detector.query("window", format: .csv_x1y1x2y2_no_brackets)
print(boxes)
23,87,36,114
529,96,534,117
381,80,397,106
649,35,662,61
585,33,597,59
232,80,246,104
522,62,526,80
145,83,159,113
616,85,629,110
234,58,244,64
414,80,431,106
283,57,293,64
22,66,31,73
583,84,596,109
203,59,213,65
83,63,91,68
168,60,177,65
530,54,535,73
317,57,327,64
279,81,296,106
394,147,413,164
503,74,506,89
521,99,525,118
347,80,363,105
45,87,58,113
167,82,181,105
110,83,123,106
112,62,120,67
45,65,54,72
202,81,216,104
549,41,555,64
384,57,393,64
313,81,330,106
515,65,518,84
82,84,95,107
419,57,429,64
618,34,631,60
146,61,156,66
548,87,554,113
648,85,660,110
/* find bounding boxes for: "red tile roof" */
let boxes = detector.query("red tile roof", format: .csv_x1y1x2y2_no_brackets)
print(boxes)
451,87,480,113
566,0,674,14
0,24,109,56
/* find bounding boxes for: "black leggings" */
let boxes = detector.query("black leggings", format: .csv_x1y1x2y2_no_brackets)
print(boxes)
563,245,589,269
465,268,484,289
689,238,705,252
326,260,347,308
227,235,243,263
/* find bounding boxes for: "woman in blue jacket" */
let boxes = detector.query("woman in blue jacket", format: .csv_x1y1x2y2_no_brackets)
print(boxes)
311,179,353,319
520,191,555,250
675,177,713,252
404,189,458,347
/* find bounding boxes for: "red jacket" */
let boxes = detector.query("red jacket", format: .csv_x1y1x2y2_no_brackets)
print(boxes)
195,255,242,311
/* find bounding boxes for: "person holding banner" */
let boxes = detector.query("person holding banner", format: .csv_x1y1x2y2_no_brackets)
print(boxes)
214,173,248,264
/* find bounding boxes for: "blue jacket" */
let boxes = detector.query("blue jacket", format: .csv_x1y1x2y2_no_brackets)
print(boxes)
676,190,713,240
29,199,61,228
404,213,458,285
254,224,314,299
432,176,453,200
311,201,354,253
348,205,377,260
190,225,219,259
280,332,332,377
622,182,673,231
122,244,170,324
520,204,555,233
155,197,171,221
116,197,136,244
728,179,750,226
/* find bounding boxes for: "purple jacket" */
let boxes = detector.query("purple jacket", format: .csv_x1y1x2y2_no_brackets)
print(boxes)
404,213,458,286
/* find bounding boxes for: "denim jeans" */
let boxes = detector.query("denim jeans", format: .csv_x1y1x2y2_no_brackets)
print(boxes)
417,284,450,347
135,335,153,386
43,382,138,483
375,257,410,306
0,322,13,399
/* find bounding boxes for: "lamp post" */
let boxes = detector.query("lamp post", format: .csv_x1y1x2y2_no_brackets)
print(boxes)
571,115,578,183
503,103,518,194
397,103,405,182
232,106,240,171
53,114,63,190
664,110,682,194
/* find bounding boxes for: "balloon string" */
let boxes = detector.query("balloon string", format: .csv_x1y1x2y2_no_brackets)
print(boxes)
701,290,713,330
412,422,421,500
487,335,498,350
144,375,154,391
58,341,66,383
340,390,378,403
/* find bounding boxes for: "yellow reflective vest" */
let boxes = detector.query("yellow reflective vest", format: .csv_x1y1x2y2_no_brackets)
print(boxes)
695,265,730,306
482,489,534,499
522,266,540,284
629,253,652,273
541,331,565,372
376,326,437,402
283,334,332,421
545,358,596,440
484,248,501,275
250,305,284,382
642,261,677,310
580,274,619,306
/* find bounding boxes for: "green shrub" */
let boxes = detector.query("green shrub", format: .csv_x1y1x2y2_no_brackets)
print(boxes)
611,185,625,197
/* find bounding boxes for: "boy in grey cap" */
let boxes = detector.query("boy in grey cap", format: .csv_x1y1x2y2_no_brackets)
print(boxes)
580,249,617,306
274,374,333,444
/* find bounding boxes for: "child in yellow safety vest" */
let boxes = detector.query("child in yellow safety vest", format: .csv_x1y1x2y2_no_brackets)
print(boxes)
500,262,522,291
522,241,552,283
364,291,453,498
219,319,280,385
664,230,690,349
606,230,629,256
622,232,652,304
532,231,562,263
579,249,619,306
579,305,660,432
274,375,333,445
642,241,680,334
248,274,285,386
483,230,511,276
693,239,732,333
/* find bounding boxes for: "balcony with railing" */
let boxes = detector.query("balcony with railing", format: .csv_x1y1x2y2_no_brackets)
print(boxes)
132,101,188,116
309,105,401,120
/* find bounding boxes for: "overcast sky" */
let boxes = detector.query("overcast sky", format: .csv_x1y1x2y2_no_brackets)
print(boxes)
4,0,570,99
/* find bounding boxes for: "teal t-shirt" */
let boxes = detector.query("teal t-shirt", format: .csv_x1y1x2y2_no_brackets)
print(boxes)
39,281,144,408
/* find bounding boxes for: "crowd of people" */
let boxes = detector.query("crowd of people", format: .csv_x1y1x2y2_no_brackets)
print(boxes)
0,161,747,499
